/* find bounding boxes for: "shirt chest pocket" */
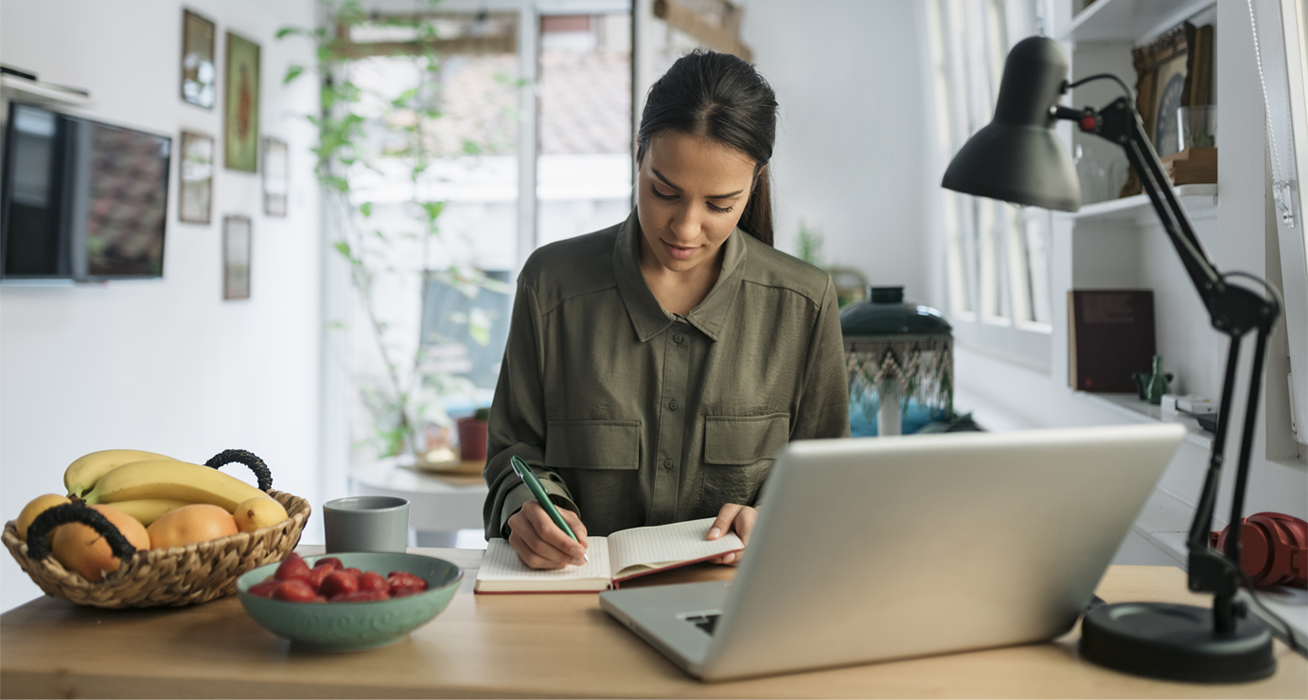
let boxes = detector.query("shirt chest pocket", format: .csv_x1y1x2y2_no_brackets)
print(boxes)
544,420,641,470
701,413,789,506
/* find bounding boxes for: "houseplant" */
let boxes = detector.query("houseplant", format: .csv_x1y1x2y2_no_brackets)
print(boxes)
279,1,508,459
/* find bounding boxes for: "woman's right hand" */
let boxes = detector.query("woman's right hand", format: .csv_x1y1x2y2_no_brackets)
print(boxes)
506,500,589,569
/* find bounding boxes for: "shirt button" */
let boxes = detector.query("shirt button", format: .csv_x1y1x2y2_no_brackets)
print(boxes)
668,399,679,411
663,459,674,469
673,333,684,343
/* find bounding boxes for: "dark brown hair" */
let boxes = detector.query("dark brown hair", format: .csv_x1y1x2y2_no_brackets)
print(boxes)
636,50,778,246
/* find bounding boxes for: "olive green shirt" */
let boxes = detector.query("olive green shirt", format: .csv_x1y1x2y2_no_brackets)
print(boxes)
483,211,851,539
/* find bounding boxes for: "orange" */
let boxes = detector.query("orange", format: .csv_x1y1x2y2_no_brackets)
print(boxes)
147,503,239,550
51,504,150,582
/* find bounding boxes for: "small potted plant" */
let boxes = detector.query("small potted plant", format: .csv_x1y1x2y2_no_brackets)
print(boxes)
457,407,491,463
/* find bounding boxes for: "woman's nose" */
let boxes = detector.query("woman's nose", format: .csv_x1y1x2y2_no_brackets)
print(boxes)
669,205,702,242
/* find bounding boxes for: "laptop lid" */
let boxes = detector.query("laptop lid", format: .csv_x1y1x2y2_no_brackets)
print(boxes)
608,423,1186,681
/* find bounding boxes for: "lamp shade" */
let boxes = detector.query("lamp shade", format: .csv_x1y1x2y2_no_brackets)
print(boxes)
941,36,1081,212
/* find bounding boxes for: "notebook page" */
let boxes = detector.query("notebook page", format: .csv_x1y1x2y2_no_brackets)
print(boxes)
476,536,611,584
608,518,743,578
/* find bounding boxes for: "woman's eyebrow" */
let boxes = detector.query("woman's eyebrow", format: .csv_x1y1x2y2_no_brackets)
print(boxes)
651,167,745,200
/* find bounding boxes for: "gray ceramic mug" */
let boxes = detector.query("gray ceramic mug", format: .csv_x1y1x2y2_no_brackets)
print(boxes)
323,496,410,553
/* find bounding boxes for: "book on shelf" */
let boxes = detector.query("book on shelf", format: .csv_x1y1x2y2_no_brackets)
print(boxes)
474,517,744,593
1068,289,1156,393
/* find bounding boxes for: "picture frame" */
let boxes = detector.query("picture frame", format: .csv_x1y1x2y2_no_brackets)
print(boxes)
181,9,216,109
223,215,252,300
1120,22,1214,195
178,131,214,224
224,31,261,172
262,137,288,217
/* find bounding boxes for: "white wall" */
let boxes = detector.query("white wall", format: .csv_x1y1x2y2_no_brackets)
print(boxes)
1,0,324,612
741,0,928,301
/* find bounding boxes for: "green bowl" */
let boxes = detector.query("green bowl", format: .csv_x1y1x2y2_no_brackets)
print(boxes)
237,552,462,652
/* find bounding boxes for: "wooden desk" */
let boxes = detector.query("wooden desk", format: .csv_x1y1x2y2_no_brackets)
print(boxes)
2,552,1304,699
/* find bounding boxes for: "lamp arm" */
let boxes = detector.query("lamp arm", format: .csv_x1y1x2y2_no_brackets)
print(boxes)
1056,96,1282,634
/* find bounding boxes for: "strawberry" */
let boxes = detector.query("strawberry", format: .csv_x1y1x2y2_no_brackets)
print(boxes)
343,567,364,578
272,580,316,602
320,570,359,598
247,581,279,598
387,571,429,592
306,565,333,591
313,556,343,571
358,570,388,593
274,556,312,583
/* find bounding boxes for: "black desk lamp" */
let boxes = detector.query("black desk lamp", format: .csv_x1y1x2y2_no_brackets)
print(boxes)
942,36,1285,683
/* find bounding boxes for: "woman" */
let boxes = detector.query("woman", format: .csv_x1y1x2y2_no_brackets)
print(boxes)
482,50,850,569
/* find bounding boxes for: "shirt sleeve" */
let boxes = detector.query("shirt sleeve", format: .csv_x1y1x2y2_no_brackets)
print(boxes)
791,275,852,442
482,278,580,540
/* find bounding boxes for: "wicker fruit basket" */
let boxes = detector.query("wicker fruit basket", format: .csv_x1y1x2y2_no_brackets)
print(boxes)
2,450,310,609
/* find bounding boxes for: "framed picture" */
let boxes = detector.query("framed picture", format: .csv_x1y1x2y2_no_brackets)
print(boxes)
1131,22,1216,157
223,215,252,300
181,10,216,109
262,137,288,217
224,31,261,172
1121,22,1214,195
179,131,214,224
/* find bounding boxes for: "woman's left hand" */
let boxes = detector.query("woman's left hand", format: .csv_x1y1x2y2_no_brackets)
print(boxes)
705,503,758,566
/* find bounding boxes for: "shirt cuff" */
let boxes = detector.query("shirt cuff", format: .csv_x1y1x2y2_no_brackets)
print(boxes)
498,480,581,539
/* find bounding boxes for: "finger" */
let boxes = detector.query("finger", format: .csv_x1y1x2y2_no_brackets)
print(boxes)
508,507,575,567
707,503,743,540
560,508,589,549
508,530,569,570
708,551,739,566
525,502,587,563
732,507,759,547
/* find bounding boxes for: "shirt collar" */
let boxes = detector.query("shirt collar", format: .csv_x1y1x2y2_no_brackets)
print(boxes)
613,209,749,343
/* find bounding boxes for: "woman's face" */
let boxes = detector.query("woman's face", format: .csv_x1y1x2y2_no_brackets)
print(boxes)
636,131,757,275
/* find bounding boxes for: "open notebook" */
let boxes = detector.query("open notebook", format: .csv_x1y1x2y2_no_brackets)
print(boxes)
474,518,745,593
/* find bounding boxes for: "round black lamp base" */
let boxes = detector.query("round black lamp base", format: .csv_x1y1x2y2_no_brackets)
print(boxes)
1080,603,1276,683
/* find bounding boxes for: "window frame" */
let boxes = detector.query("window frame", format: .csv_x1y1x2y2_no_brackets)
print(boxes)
923,0,1054,372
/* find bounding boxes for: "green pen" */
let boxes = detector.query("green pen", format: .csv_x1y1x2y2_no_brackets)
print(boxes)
510,455,588,562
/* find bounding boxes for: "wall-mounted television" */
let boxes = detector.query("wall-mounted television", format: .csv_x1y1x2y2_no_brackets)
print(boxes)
1,102,171,281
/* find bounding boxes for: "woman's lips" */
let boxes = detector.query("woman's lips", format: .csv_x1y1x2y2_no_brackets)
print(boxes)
662,240,698,260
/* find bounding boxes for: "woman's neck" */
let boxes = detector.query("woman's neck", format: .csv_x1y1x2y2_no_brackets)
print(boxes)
638,237,725,317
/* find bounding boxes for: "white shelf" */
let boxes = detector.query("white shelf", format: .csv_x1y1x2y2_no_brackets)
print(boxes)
1060,184,1218,224
1060,0,1216,43
0,73,93,109
1073,391,1213,448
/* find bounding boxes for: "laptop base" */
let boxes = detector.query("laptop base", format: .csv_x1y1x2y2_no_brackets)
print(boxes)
1080,602,1276,683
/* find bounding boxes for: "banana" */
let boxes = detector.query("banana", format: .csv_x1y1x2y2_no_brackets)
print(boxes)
64,449,178,499
64,449,178,498
105,497,193,526
82,460,266,512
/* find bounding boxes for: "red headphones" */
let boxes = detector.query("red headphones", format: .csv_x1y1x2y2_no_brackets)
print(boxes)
1211,512,1307,588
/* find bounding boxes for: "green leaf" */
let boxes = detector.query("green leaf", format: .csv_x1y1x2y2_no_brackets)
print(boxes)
360,202,373,217
461,139,482,156
275,27,302,39
284,65,305,84
391,87,420,108
420,201,445,222
333,241,353,259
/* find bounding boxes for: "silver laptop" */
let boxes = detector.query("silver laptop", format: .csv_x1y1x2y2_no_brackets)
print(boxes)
599,423,1185,682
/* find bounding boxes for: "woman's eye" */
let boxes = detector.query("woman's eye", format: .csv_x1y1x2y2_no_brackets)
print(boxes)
652,187,678,201
707,201,734,214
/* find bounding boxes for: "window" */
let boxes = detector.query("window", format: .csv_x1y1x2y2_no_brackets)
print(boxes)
924,0,1053,369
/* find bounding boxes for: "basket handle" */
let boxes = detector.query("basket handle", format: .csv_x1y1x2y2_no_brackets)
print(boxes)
26,502,138,561
204,449,273,492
